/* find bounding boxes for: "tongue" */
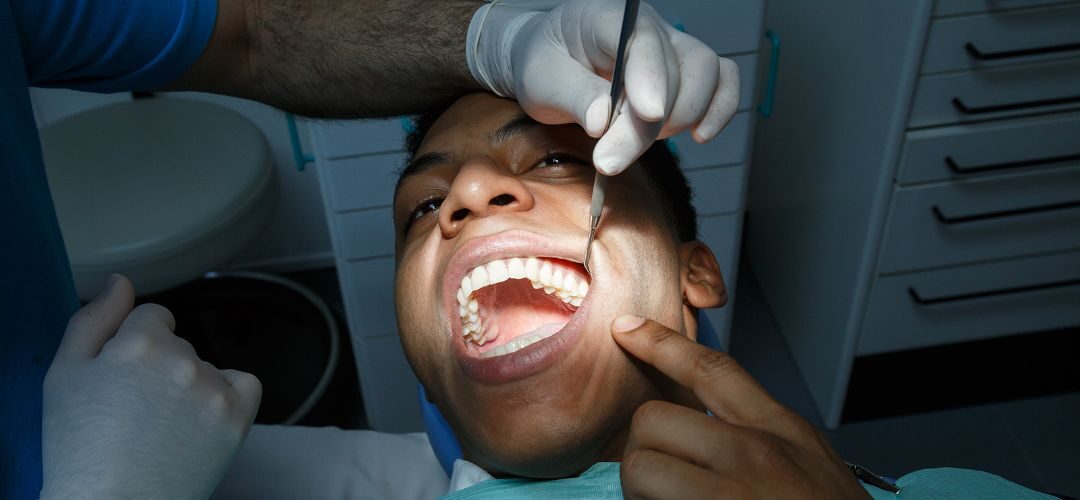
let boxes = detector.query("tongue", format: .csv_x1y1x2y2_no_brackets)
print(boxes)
472,278,576,353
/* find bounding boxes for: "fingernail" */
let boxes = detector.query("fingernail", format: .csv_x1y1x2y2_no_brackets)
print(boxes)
612,315,646,333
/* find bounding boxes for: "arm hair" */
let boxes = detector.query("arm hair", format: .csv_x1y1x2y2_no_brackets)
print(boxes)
169,0,484,118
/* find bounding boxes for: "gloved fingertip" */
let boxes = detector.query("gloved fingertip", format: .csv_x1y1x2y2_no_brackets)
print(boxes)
593,150,627,176
634,96,666,123
585,97,611,138
693,122,721,143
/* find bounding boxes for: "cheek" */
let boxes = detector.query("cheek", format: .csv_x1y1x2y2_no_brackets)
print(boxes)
601,216,685,328
394,234,449,380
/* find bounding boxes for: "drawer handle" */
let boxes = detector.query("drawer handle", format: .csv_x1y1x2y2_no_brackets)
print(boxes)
286,113,315,172
965,41,1080,61
952,95,1080,115
932,199,1080,224
757,30,782,119
908,278,1080,306
945,153,1080,175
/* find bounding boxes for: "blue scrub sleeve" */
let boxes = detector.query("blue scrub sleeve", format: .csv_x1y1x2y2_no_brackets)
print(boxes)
12,0,218,92
2,0,215,498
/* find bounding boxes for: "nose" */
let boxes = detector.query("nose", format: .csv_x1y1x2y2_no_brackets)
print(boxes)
438,158,534,238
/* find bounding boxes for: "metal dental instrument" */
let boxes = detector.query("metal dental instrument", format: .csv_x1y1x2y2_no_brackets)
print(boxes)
584,0,640,273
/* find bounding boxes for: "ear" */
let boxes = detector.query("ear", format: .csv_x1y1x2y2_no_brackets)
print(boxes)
679,241,727,310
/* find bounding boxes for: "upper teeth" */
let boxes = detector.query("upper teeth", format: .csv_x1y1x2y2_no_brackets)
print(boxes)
456,256,590,343
457,257,588,307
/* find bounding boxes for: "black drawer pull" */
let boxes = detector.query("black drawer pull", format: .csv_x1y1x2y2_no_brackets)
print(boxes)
932,199,1080,224
952,95,1080,115
965,41,1080,61
945,153,1080,175
908,278,1080,305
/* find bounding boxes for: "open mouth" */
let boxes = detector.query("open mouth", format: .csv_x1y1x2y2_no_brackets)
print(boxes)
455,257,590,358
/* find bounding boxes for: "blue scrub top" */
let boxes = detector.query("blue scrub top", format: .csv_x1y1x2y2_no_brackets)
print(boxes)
0,0,215,497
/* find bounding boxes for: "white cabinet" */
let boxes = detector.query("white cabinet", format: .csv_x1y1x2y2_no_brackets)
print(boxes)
747,0,1080,428
312,2,770,432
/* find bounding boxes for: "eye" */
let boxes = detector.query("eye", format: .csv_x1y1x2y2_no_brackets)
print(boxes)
404,195,444,233
530,153,591,175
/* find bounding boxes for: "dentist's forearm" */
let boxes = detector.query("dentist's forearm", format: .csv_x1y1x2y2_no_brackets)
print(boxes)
169,0,483,118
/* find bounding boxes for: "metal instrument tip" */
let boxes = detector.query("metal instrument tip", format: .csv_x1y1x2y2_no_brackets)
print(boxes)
583,213,601,273
584,231,596,273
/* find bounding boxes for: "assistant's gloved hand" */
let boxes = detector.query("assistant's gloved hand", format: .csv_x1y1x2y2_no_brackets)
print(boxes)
41,275,261,500
467,0,739,175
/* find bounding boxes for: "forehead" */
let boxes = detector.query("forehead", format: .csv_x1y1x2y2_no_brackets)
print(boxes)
417,93,527,155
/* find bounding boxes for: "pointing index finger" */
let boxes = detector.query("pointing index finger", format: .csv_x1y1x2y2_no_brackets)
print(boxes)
611,315,783,427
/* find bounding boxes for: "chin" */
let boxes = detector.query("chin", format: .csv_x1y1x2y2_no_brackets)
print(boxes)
454,363,653,479
464,413,624,479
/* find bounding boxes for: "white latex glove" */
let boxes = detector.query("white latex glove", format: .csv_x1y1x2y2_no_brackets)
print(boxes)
41,275,261,500
466,0,740,175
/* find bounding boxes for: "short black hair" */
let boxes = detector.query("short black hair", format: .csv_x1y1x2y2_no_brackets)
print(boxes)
403,107,698,242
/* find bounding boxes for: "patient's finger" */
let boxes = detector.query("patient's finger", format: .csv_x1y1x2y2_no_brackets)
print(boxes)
611,316,782,427
621,448,728,500
625,400,748,473
56,274,134,361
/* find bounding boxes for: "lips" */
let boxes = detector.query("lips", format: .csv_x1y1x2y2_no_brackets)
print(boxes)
442,230,597,384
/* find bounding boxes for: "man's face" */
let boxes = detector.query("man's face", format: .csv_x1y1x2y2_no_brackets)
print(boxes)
393,94,695,477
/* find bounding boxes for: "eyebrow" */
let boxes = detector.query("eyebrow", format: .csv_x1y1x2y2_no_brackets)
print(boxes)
394,114,540,198
395,151,452,199
489,114,539,146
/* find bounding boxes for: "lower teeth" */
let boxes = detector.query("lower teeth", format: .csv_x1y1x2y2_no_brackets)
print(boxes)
479,323,563,358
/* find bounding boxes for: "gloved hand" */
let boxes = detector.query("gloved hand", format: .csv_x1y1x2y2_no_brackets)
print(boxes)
466,0,739,175
41,275,261,500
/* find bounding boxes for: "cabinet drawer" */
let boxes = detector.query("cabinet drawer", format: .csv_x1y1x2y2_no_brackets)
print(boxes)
687,164,747,216
934,0,1077,17
908,58,1080,128
338,257,399,337
351,334,422,432
858,250,1080,355
880,165,1080,273
311,118,405,161
671,111,752,169
334,208,395,261
319,152,404,212
653,0,764,56
922,3,1080,74
898,111,1080,184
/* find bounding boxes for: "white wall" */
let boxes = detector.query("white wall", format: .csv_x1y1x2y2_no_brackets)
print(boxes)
29,88,334,272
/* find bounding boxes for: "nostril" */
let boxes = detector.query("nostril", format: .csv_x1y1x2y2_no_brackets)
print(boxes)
490,194,516,207
451,208,470,222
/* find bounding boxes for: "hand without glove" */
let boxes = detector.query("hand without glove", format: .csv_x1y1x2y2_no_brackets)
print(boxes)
41,275,261,500
467,0,740,175
611,316,869,499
